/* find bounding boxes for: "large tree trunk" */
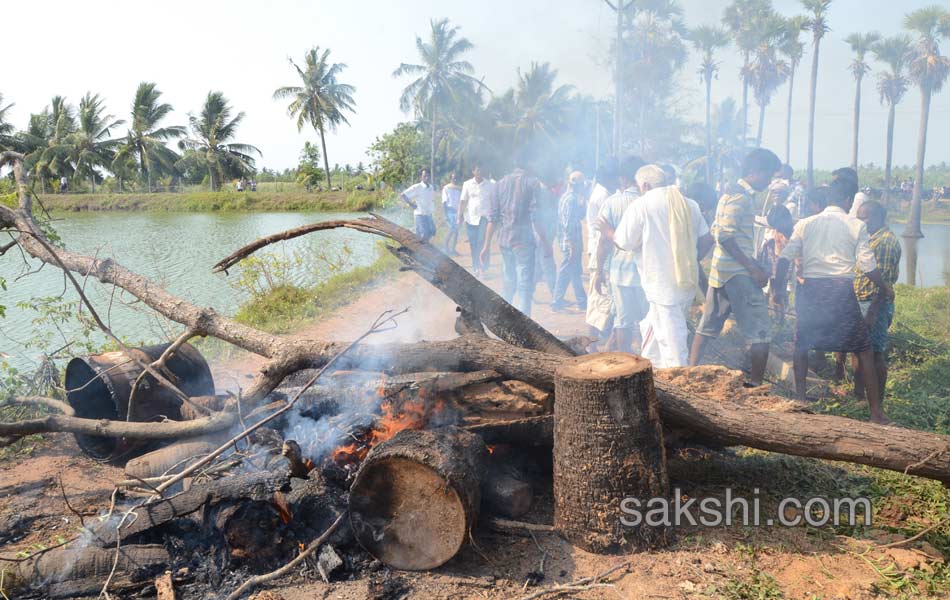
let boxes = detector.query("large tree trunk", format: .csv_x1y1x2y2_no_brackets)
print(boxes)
430,105,437,187
319,123,332,190
904,87,929,239
806,35,821,190
6,545,169,599
851,72,863,171
884,102,896,206
756,100,766,148
349,427,487,570
741,51,750,144
785,63,796,165
704,72,712,185
554,353,669,552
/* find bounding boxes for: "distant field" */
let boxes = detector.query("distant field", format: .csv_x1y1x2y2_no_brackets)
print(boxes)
38,189,391,213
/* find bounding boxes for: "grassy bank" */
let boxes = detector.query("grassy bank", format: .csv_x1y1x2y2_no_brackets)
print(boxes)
38,190,391,213
232,243,401,334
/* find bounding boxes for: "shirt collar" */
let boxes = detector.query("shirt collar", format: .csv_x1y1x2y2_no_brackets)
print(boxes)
737,178,755,195
822,206,846,214
623,186,639,195
870,225,891,240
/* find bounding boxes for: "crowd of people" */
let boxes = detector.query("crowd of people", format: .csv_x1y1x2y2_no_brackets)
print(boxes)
400,148,900,424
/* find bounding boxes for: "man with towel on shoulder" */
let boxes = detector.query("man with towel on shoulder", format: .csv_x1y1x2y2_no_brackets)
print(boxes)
597,165,713,368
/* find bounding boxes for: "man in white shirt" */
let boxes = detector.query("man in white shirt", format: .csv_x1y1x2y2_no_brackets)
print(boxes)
598,165,713,368
401,169,436,243
458,164,494,277
441,172,462,256
585,159,620,341
773,169,892,423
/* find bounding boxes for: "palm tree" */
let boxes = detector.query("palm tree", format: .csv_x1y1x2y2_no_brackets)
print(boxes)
273,47,355,190
845,32,881,171
113,82,185,192
688,25,730,184
180,91,260,191
66,93,124,192
511,62,574,145
723,0,774,143
802,0,832,190
872,35,913,205
393,18,484,184
748,17,789,147
0,93,14,150
903,5,950,239
778,16,807,165
21,96,76,192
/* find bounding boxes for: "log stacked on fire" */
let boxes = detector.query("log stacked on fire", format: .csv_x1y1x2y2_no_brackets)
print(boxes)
2,150,950,597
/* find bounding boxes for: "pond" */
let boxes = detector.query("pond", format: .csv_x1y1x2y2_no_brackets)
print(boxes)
0,211,405,370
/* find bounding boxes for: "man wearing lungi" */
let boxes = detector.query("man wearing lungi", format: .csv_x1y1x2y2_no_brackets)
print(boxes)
773,169,893,424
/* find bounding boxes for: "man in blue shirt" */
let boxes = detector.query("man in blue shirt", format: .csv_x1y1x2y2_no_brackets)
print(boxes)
552,171,588,311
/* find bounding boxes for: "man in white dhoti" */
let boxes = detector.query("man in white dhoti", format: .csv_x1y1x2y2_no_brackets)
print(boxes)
598,165,713,368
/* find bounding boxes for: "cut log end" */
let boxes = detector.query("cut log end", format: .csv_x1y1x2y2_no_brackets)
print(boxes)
348,428,486,570
555,352,651,381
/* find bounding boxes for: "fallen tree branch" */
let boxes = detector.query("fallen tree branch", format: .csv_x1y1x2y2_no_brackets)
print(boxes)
213,214,576,357
0,409,236,440
225,511,346,600
518,561,630,600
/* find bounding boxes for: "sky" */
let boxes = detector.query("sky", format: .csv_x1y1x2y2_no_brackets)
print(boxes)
3,0,949,173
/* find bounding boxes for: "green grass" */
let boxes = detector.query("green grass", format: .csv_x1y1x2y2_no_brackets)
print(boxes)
232,243,400,333
37,190,392,213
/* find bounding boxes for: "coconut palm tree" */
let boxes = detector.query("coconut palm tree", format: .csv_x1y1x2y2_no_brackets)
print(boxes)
688,25,730,184
0,93,14,151
21,96,76,192
748,16,789,147
902,5,950,239
274,47,355,190
66,93,124,192
778,16,807,165
180,91,260,191
723,0,774,143
393,18,484,185
802,0,832,190
845,32,881,171
113,82,185,192
872,35,913,205
511,62,574,146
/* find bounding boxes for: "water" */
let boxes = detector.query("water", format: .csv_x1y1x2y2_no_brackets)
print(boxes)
898,223,950,288
0,211,402,370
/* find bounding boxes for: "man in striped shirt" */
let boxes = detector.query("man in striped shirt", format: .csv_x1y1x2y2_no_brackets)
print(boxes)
689,149,781,387
850,199,901,403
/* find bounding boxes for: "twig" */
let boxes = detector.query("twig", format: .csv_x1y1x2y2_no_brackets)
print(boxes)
59,476,87,528
872,516,950,550
126,328,205,421
517,561,630,600
225,511,346,600
903,444,950,476
486,518,556,533
150,308,407,496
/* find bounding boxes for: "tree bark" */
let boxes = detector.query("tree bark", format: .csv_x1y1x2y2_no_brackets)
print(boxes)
756,101,766,148
741,51,750,144
785,63,796,165
704,71,713,185
884,102,896,206
6,545,169,599
851,72,863,171
554,353,669,552
904,87,929,239
349,427,487,570
319,122,332,190
806,35,821,190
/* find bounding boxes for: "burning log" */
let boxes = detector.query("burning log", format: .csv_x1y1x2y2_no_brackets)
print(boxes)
554,353,669,552
482,469,534,519
93,472,289,547
2,544,169,599
348,428,488,570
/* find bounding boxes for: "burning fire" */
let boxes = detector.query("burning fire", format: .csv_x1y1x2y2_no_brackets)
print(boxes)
331,394,446,466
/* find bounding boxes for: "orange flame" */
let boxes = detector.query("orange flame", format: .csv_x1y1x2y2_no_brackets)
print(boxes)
331,395,446,466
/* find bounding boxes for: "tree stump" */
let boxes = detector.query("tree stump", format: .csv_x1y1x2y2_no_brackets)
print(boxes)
348,428,487,570
554,352,669,552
